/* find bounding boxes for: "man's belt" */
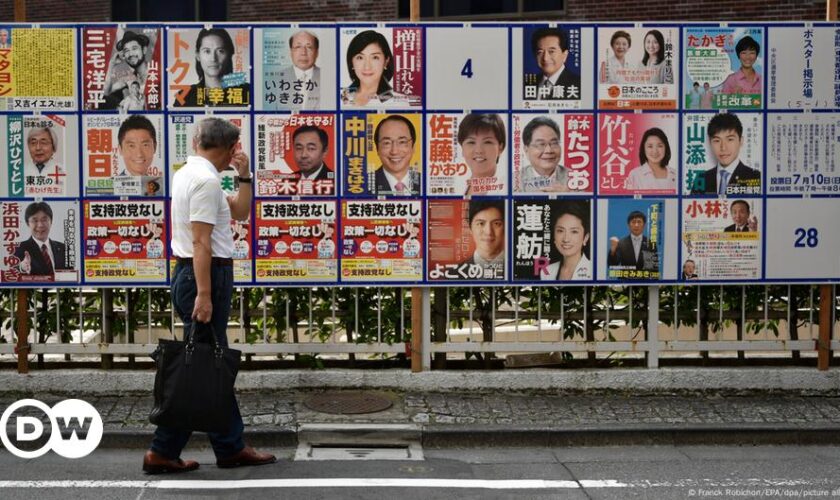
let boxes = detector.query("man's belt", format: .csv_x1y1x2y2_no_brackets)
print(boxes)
175,257,233,267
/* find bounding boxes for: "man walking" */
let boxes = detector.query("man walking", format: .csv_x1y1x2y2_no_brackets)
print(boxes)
143,117,275,474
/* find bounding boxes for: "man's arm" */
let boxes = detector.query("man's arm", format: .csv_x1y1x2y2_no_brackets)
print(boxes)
227,151,252,221
191,221,214,323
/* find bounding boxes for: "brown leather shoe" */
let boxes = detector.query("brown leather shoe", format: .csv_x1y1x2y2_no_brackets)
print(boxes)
142,450,200,475
216,446,277,469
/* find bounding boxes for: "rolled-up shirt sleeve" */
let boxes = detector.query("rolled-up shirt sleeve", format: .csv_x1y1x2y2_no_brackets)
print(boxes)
188,178,221,226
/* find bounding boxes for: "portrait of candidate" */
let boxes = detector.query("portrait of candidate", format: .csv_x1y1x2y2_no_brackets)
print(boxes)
341,30,408,107
0,28,10,49
690,113,760,195
641,29,671,84
373,115,420,196
599,30,634,84
520,117,568,193
541,202,590,281
25,125,64,187
624,127,676,193
118,115,158,176
461,200,505,277
682,259,699,280
724,199,758,233
14,202,67,277
179,28,250,107
458,113,506,196
530,27,580,100
102,30,151,110
721,35,761,96
292,125,332,182
608,210,658,271
276,30,321,109
687,82,702,109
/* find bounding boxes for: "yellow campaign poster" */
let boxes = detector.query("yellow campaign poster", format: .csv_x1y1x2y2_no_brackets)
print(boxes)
0,28,75,111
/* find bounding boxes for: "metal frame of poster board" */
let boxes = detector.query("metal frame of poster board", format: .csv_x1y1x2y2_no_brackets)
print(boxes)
0,21,835,287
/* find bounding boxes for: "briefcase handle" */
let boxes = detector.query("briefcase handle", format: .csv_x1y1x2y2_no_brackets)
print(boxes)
183,322,225,363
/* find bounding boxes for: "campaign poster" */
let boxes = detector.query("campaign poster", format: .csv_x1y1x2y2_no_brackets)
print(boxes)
83,114,165,197
340,200,423,282
426,113,508,196
683,112,762,196
339,27,422,110
427,199,507,282
597,26,678,110
0,27,76,112
255,113,337,197
597,113,678,195
83,201,167,283
82,27,162,111
601,199,664,281
512,114,594,195
168,114,252,282
768,27,839,110
765,199,840,280
767,113,840,195
255,200,337,283
167,27,251,109
683,26,764,110
0,200,80,284
255,27,336,111
513,25,593,110
512,199,592,282
342,112,422,197
0,114,79,198
681,198,762,280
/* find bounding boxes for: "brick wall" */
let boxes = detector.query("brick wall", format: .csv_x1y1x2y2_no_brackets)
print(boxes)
0,0,110,22
228,0,398,22
563,0,826,21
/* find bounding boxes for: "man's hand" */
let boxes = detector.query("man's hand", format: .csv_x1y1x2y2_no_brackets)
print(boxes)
610,237,619,254
231,151,250,179
192,292,213,323
19,251,31,274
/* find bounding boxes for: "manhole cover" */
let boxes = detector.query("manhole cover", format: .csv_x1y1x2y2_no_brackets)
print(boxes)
304,392,393,415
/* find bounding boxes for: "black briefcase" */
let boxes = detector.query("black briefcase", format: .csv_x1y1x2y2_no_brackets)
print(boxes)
149,323,241,433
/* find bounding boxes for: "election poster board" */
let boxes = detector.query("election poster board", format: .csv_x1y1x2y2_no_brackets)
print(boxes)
254,113,337,197
682,112,763,196
0,114,80,198
426,113,508,196
82,27,163,111
683,26,764,110
597,113,678,195
338,27,423,110
255,200,338,283
167,26,251,109
255,26,337,111
0,27,76,112
427,199,507,282
767,27,838,110
340,200,423,282
0,200,80,284
681,198,762,280
342,112,423,197
82,114,165,197
511,113,595,195
597,26,679,110
83,201,167,283
512,199,592,282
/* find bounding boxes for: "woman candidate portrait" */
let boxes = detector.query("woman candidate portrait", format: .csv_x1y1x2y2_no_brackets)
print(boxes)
541,202,591,281
623,127,676,193
599,30,634,84
640,30,672,84
340,30,408,108
178,28,250,107
458,114,507,196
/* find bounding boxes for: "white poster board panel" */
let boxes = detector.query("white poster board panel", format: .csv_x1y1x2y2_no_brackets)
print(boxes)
766,198,840,279
768,27,839,110
425,27,508,110
767,113,840,195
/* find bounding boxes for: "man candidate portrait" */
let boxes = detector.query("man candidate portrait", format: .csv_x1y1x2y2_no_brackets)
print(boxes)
292,125,333,187
608,210,658,271
276,30,321,109
520,117,569,192
118,115,159,176
460,199,505,278
690,113,761,195
373,115,420,196
531,27,580,100
102,30,152,110
14,202,67,277
723,199,758,233
25,124,65,193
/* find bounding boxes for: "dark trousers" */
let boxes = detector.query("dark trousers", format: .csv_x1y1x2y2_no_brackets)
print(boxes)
150,261,245,459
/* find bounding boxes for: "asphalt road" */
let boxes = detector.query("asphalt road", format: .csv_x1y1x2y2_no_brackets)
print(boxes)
2,445,840,499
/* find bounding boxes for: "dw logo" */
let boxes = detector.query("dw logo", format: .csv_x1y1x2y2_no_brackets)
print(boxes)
0,399,103,459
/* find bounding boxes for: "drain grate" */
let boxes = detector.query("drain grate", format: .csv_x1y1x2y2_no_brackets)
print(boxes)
304,391,393,415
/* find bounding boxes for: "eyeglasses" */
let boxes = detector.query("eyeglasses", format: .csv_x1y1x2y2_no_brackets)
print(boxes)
378,139,413,151
528,140,561,151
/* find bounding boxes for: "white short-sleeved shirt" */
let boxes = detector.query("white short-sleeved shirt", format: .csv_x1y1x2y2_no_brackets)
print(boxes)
170,155,234,258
